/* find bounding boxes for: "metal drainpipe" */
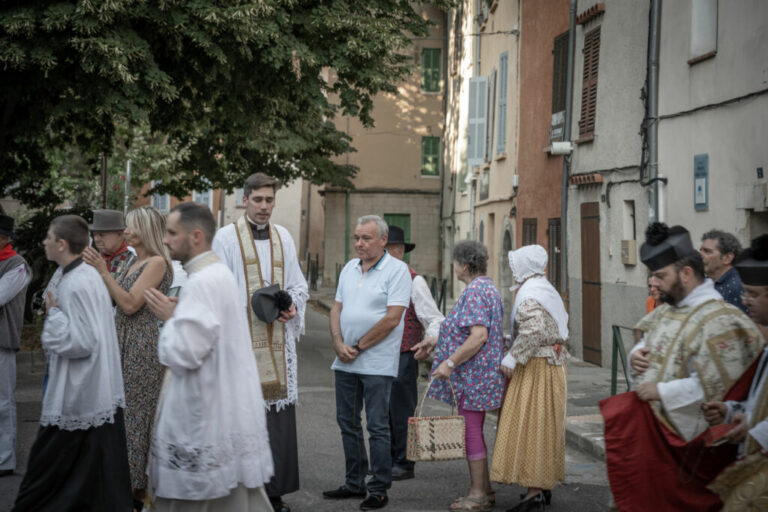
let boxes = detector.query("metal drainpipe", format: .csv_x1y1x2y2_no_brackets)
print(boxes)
438,9,449,282
560,0,576,294
648,0,661,222
469,0,482,241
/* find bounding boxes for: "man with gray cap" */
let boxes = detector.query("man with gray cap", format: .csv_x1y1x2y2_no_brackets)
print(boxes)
599,223,763,511
90,209,134,278
0,214,31,477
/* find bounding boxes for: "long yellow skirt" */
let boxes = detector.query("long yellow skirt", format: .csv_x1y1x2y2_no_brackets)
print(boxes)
490,358,567,489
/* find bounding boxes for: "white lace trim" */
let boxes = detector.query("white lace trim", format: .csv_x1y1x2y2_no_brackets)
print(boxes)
153,432,269,472
40,397,126,431
266,290,306,411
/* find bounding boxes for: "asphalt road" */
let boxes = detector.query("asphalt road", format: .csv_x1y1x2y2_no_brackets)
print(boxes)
0,305,612,511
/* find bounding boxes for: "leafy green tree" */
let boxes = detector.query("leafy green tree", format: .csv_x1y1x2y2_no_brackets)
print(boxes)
0,0,449,208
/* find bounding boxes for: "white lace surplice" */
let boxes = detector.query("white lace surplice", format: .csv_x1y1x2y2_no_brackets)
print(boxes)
152,257,273,501
41,263,126,430
212,223,308,411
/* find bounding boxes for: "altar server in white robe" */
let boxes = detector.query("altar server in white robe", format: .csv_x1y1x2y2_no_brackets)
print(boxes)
13,215,132,512
213,173,308,512
144,202,274,512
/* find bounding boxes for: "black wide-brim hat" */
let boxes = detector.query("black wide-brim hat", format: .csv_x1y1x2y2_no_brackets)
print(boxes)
251,284,294,323
640,224,697,271
0,214,15,238
387,225,415,253
736,235,768,286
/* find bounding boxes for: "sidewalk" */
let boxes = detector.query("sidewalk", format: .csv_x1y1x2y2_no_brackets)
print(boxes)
310,288,612,462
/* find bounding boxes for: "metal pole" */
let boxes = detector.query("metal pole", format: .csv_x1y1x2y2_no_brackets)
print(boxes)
560,0,577,293
100,155,108,208
124,159,131,216
647,0,662,222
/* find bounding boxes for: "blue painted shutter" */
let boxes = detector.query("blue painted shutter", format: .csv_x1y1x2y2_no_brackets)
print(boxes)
496,52,508,154
467,75,488,168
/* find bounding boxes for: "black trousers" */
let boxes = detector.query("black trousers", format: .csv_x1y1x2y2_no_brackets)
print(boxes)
388,351,419,471
13,408,132,512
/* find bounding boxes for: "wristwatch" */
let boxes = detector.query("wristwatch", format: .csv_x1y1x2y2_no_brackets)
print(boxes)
446,358,455,369
351,344,363,353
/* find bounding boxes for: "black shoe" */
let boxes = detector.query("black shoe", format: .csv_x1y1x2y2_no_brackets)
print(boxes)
518,490,551,505
323,485,367,499
132,499,144,512
0,469,13,478
507,492,546,512
391,466,415,481
360,494,388,510
269,496,291,512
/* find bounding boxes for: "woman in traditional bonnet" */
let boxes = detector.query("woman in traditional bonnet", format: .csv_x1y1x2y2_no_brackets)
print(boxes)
490,245,569,512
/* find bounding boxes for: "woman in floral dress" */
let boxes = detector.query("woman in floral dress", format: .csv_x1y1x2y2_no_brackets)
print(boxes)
83,206,172,510
490,244,568,512
425,240,505,511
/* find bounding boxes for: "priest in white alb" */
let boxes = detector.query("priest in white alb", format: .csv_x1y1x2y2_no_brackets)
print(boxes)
213,173,308,512
144,202,274,512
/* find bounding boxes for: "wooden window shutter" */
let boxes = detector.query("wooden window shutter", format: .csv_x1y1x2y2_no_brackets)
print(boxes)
552,32,569,114
467,75,488,168
579,27,601,137
496,52,508,154
488,68,497,158
522,218,537,246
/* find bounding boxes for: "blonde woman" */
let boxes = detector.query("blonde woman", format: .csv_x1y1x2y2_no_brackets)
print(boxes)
83,206,172,510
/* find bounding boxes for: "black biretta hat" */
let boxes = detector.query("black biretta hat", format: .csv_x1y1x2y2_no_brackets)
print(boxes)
640,223,697,271
735,235,768,286
251,284,293,323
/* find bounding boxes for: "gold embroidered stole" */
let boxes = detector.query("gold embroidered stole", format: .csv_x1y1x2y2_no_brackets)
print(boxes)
235,216,287,402
636,300,763,434
746,353,768,455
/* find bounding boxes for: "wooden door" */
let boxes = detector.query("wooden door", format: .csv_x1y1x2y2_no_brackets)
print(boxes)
580,202,602,365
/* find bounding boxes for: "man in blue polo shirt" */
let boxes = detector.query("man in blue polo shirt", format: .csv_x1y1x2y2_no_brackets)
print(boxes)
324,215,412,511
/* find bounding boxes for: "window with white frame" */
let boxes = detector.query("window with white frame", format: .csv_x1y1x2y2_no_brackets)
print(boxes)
151,181,170,213
193,188,213,209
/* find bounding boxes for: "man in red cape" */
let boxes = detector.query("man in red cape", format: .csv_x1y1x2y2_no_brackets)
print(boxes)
600,223,763,512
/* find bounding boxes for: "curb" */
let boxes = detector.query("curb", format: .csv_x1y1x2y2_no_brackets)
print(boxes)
565,420,606,461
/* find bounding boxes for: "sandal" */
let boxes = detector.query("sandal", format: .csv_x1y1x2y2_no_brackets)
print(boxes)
449,495,493,511
487,490,496,505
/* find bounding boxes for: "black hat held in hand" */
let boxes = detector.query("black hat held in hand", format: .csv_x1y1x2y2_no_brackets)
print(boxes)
251,284,294,323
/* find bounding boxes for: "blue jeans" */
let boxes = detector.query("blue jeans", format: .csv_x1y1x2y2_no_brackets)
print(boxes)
334,370,394,496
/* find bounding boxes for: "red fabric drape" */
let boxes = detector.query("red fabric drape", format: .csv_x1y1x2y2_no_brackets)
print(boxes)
600,357,760,512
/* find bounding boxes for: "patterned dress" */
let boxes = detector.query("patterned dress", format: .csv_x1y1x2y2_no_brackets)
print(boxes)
490,298,568,490
115,261,171,490
428,276,505,411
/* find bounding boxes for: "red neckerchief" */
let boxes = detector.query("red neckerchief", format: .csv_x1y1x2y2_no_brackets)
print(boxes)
102,240,129,266
0,243,18,262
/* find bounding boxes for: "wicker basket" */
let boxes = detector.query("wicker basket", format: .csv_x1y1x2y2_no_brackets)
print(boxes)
406,378,466,462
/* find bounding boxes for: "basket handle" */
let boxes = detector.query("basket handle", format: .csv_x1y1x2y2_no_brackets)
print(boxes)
415,376,459,418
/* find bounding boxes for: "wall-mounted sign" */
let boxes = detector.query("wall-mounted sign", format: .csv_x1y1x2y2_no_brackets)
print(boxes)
694,154,709,212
